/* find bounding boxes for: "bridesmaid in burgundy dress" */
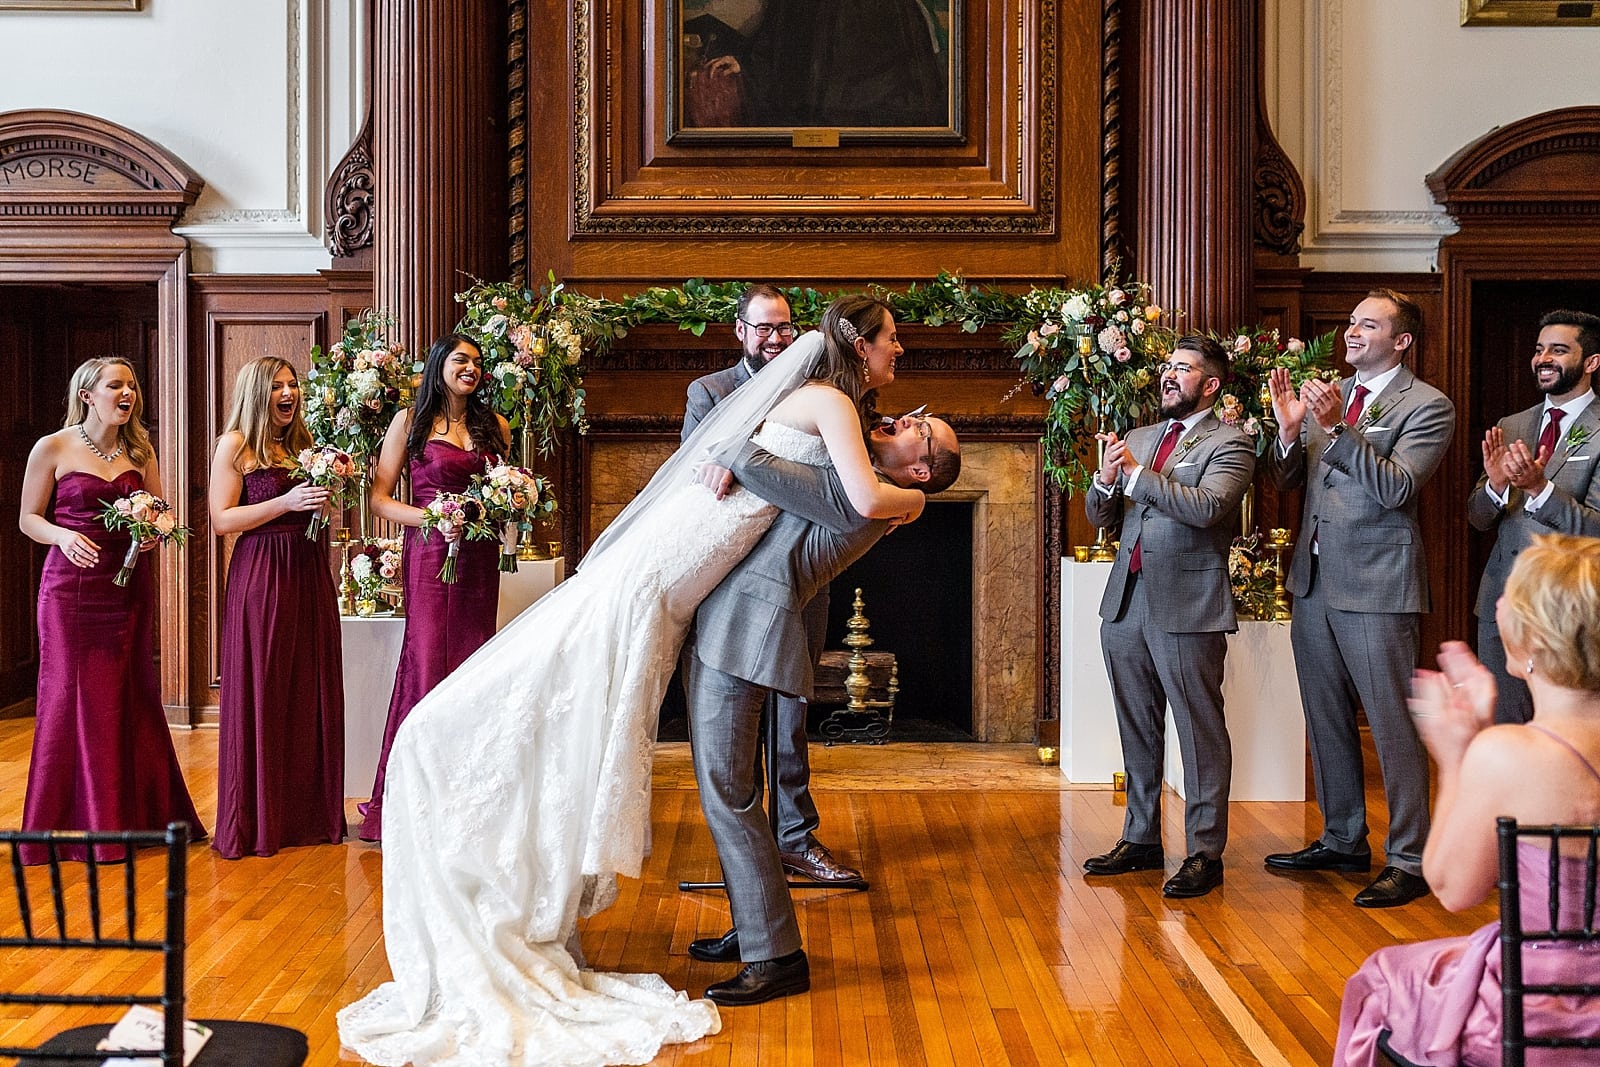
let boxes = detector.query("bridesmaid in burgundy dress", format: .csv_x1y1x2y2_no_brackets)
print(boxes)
16,357,204,863
208,356,346,858
357,334,508,841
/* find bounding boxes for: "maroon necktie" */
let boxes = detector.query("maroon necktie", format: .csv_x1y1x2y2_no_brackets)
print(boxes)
1537,408,1565,460
1128,422,1183,575
1345,384,1371,428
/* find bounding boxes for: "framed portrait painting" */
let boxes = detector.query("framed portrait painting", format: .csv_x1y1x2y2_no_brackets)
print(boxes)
1461,1,1600,25
668,0,965,144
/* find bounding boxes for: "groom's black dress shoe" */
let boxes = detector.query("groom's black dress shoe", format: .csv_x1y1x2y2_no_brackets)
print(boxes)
1263,841,1372,873
688,929,740,963
1353,867,1430,909
1162,855,1223,899
1082,839,1164,875
704,950,810,1006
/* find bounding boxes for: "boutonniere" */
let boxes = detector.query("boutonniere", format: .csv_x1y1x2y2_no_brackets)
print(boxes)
1356,400,1385,430
1173,434,1203,462
1565,424,1591,451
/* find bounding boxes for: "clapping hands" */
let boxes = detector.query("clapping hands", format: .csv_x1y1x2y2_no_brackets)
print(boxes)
1409,640,1498,768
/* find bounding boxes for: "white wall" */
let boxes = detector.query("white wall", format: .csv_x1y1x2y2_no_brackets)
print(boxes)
0,0,365,274
1265,0,1600,274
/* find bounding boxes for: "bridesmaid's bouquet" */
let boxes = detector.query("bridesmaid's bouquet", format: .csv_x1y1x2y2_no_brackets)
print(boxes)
99,491,190,587
467,462,556,572
417,492,492,584
292,445,360,540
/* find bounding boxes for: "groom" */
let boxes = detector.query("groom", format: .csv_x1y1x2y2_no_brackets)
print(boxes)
684,411,961,1006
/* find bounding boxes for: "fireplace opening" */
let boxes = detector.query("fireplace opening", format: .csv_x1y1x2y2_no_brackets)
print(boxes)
812,500,974,741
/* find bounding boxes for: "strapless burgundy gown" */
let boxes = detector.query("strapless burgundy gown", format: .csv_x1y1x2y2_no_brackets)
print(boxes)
21,470,204,864
213,467,347,858
358,441,500,841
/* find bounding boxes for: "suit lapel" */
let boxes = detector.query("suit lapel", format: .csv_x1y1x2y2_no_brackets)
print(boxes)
1545,399,1600,478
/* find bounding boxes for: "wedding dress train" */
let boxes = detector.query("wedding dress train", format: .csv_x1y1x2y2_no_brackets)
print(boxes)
337,421,833,1066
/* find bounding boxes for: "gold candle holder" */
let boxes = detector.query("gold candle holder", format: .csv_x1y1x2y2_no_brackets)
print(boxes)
1266,526,1294,620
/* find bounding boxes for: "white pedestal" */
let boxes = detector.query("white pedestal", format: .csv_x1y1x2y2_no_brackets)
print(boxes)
496,557,565,631
1163,620,1306,802
1060,561,1121,784
340,615,405,798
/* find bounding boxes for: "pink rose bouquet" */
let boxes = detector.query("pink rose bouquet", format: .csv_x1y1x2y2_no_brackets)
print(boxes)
467,462,557,572
418,492,492,584
292,445,360,539
99,490,190,587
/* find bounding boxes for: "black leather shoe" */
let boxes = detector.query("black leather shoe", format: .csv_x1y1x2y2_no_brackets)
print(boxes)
704,951,810,1006
1264,841,1372,873
779,844,863,883
688,929,740,963
1353,866,1429,909
1162,855,1224,898
1083,839,1164,875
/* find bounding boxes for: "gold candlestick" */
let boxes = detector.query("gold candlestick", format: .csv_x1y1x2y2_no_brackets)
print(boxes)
1266,526,1294,620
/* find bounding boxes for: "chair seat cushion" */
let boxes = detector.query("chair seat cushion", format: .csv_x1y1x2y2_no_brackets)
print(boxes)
32,1020,307,1065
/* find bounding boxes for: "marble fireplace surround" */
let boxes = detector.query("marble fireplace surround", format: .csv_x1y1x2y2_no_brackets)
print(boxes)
566,325,1052,744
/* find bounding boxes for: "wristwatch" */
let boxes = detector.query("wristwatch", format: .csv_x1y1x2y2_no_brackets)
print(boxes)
1323,422,1346,439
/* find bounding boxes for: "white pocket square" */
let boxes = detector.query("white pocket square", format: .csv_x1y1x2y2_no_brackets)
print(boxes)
1364,425,1393,433
1175,460,1199,468
1569,454,1591,461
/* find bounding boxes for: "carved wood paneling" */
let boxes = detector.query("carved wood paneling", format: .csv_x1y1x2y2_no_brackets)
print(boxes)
373,0,507,352
187,275,334,720
325,115,374,258
1129,0,1256,329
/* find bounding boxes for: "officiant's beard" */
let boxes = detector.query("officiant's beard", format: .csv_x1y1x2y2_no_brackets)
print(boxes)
1158,381,1206,420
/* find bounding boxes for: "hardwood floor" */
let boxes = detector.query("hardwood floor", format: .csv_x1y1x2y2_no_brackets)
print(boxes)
0,723,1495,1065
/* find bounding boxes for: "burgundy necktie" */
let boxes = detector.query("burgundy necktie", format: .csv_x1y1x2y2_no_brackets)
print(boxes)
1537,408,1565,459
1345,384,1371,428
1128,422,1183,575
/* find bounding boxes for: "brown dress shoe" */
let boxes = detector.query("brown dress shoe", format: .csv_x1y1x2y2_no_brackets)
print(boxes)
779,844,863,883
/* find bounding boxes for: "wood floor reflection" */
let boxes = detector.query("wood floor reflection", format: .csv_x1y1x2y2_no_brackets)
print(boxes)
0,723,1494,1065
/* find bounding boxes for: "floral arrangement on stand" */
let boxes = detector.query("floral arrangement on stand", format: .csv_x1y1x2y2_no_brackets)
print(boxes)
455,276,589,461
304,310,415,462
1206,326,1337,453
1006,278,1171,494
348,536,403,614
100,491,189,587
1227,532,1281,621
467,461,556,572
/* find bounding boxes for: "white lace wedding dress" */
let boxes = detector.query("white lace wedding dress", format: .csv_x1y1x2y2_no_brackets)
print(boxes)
337,422,832,1067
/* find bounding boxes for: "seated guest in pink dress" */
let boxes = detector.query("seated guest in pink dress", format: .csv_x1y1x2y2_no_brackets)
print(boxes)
1336,532,1600,1066
356,334,508,841
16,357,204,864
209,356,346,858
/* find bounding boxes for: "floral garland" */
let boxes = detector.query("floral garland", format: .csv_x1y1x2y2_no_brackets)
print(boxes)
455,276,588,458
1208,326,1337,454
304,310,415,462
1228,533,1280,621
1006,279,1171,493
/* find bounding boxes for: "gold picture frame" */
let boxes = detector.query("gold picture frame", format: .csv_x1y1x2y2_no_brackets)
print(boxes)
0,0,141,8
1462,0,1600,26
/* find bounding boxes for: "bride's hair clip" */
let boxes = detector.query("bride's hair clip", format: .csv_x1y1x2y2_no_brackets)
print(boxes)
836,316,861,346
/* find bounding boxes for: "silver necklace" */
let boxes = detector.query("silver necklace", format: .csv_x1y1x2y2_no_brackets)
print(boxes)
78,424,124,464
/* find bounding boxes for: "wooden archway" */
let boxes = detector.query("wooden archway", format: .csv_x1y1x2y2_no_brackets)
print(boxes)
1427,106,1600,648
0,109,203,721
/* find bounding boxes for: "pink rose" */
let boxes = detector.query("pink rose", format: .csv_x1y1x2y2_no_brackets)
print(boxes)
1107,288,1127,305
154,512,178,536
1286,338,1305,353
1052,374,1071,393
1234,336,1252,353
1114,347,1132,363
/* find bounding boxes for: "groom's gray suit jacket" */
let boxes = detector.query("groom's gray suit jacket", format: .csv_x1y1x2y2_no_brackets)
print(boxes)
691,440,890,698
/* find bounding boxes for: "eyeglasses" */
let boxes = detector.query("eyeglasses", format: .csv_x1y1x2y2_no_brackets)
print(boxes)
893,404,936,468
738,318,798,339
1159,360,1202,377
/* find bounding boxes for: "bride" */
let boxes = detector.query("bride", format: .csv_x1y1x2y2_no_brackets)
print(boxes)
337,297,926,1066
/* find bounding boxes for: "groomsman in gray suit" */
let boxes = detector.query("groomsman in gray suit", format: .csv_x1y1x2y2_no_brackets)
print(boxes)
680,284,863,885
1469,309,1600,724
685,412,961,1005
1265,289,1456,909
1081,335,1255,899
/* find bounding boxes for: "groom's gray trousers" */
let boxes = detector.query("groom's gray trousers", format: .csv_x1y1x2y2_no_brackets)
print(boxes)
685,650,801,961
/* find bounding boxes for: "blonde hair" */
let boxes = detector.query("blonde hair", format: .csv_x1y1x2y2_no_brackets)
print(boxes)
1500,533,1600,691
220,356,314,472
64,358,154,468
